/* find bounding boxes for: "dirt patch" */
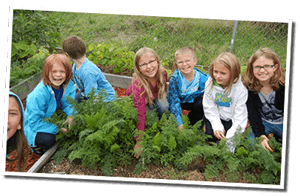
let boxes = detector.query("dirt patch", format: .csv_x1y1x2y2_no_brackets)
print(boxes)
39,157,214,182
98,64,133,76
40,155,253,183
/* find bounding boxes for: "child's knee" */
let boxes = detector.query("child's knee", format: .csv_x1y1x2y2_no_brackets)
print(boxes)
154,98,169,115
35,133,56,150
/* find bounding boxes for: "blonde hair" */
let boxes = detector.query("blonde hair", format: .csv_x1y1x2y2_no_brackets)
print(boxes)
242,47,285,93
132,47,167,105
175,46,196,59
208,52,240,95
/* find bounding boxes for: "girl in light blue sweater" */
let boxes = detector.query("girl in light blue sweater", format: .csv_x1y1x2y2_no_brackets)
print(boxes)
24,54,75,155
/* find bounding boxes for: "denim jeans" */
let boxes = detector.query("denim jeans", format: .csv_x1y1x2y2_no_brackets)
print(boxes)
150,98,169,119
249,120,283,140
35,132,56,150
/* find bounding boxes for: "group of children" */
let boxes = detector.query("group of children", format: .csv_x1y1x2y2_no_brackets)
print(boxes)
6,35,285,171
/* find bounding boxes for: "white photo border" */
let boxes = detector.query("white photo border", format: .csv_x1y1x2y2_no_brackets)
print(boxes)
1,5,292,189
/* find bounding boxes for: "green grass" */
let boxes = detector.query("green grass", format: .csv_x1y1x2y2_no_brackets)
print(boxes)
44,11,288,69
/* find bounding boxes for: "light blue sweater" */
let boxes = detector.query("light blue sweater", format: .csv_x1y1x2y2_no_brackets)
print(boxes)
73,57,116,102
24,80,75,147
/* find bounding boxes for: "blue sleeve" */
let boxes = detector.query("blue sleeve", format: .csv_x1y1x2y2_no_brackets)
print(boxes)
24,89,58,146
96,71,116,102
167,77,183,125
81,69,116,102
81,70,100,97
199,71,209,93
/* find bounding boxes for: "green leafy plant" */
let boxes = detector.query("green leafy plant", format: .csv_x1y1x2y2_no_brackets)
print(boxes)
133,110,211,174
44,88,282,184
43,89,138,175
86,43,135,75
11,41,37,62
10,47,50,87
175,127,282,184
12,10,61,51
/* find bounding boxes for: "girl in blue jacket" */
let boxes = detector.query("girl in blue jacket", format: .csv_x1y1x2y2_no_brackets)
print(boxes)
24,54,76,155
7,92,29,171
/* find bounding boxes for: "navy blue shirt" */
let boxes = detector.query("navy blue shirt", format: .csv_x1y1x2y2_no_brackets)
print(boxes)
52,85,64,111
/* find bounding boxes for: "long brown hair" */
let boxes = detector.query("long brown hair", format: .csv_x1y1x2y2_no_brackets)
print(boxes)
208,52,241,95
242,48,285,93
6,95,29,172
132,47,167,105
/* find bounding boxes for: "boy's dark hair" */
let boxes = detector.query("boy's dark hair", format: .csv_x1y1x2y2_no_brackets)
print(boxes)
62,35,86,59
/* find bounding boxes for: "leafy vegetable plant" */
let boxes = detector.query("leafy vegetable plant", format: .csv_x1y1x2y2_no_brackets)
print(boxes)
43,89,138,175
44,88,282,184
86,43,135,75
10,47,50,87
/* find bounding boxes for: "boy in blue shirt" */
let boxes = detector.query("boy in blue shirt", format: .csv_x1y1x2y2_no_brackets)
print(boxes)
168,47,208,129
63,35,116,103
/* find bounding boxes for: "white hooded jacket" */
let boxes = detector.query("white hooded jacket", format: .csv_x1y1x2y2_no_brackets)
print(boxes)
203,76,248,139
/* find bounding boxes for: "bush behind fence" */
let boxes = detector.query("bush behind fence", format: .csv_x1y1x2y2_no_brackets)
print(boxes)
12,10,288,69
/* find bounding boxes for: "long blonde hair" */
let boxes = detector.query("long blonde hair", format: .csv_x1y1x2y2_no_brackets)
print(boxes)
132,47,167,105
208,52,240,95
242,48,285,93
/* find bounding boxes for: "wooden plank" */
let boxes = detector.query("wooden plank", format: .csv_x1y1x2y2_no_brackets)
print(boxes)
103,73,133,89
27,143,59,173
10,72,42,100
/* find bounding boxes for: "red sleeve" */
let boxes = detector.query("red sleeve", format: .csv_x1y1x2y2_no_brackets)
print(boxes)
128,79,147,133
125,82,133,96
164,69,168,88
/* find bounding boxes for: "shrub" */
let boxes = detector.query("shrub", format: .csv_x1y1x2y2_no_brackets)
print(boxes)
12,10,61,51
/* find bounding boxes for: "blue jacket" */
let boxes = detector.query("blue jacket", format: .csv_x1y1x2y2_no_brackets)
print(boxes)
73,57,116,102
24,80,75,148
167,68,208,125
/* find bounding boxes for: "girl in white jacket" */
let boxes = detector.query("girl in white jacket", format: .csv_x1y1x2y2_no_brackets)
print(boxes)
203,52,248,148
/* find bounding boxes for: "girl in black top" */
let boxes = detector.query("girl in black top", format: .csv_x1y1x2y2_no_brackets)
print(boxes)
243,48,285,152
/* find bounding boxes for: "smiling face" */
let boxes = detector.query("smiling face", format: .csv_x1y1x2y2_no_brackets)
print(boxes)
49,63,66,89
138,53,159,79
213,62,231,89
252,56,278,84
7,96,22,141
175,53,197,76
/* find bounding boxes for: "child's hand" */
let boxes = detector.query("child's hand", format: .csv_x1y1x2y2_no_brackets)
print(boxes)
260,135,273,152
178,124,184,131
60,117,74,134
214,130,225,140
60,127,68,134
134,141,144,159
63,117,74,129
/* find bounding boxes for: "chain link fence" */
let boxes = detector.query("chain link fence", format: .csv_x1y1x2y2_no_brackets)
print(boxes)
12,10,289,69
